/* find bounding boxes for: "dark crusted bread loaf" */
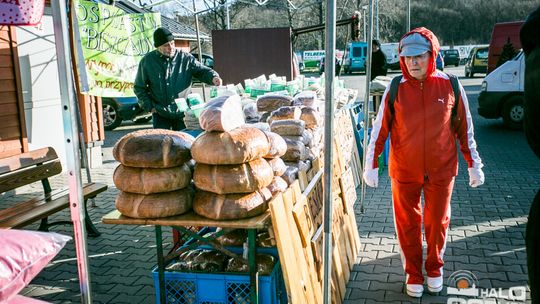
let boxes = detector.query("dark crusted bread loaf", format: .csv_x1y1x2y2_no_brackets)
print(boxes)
193,158,273,194
191,126,270,165
115,187,194,218
193,190,269,220
113,163,192,194
113,129,194,168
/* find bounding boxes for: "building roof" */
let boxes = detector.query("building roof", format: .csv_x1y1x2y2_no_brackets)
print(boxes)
113,1,210,41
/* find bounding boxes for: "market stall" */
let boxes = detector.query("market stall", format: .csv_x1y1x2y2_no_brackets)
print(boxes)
96,72,362,303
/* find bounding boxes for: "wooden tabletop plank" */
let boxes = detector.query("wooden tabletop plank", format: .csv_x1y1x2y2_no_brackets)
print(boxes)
102,209,271,229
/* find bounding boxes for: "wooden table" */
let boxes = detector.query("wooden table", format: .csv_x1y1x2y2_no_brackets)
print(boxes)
103,210,272,304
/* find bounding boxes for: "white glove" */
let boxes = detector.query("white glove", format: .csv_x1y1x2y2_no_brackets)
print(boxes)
468,167,485,188
363,168,379,188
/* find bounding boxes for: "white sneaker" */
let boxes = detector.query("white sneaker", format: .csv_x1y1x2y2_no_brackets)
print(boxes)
406,284,424,298
427,276,443,293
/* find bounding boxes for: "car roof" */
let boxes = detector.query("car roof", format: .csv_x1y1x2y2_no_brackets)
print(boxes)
473,46,489,51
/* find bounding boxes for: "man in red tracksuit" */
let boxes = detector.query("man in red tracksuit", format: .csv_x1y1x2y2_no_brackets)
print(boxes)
363,27,485,298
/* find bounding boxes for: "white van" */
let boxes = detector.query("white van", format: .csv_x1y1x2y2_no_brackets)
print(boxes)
478,51,525,129
380,43,399,70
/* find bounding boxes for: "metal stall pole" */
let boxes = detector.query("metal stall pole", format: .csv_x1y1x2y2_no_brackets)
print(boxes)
322,0,336,301
360,0,374,213
193,0,207,102
51,1,93,303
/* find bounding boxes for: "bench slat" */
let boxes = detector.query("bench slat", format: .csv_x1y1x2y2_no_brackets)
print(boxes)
0,160,62,193
0,182,108,229
0,147,58,175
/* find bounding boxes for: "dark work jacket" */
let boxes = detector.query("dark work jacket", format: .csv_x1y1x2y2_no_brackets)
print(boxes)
370,49,387,81
521,5,540,159
134,50,218,119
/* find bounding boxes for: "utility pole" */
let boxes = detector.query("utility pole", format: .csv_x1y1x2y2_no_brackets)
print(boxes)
407,0,411,32
375,0,379,40
362,5,367,41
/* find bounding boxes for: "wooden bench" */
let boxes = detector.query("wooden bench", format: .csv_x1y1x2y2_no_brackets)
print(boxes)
0,147,108,237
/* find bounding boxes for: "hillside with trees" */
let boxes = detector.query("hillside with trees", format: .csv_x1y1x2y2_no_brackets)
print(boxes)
158,0,537,51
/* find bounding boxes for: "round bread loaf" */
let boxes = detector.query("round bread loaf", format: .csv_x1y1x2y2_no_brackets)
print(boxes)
267,176,288,196
193,158,273,194
115,187,195,218
265,157,287,176
262,131,287,158
300,106,321,129
113,163,192,194
113,129,194,168
193,190,268,220
191,126,270,165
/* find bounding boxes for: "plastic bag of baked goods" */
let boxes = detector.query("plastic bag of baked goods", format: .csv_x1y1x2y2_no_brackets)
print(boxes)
199,95,245,132
267,106,301,124
257,94,293,112
216,229,247,247
225,254,276,275
270,119,305,136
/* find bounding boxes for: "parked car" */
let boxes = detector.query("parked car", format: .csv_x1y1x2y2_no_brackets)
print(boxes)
319,56,342,75
442,49,460,67
465,46,488,78
190,53,214,69
478,51,524,129
102,97,151,131
436,52,444,71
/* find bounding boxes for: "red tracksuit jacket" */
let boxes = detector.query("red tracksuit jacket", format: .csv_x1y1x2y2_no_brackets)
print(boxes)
366,28,483,183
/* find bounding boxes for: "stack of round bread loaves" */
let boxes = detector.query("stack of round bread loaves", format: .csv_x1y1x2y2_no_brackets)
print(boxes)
261,131,289,195
191,124,277,220
112,129,195,218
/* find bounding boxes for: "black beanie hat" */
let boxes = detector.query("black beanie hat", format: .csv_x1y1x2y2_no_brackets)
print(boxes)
154,27,174,47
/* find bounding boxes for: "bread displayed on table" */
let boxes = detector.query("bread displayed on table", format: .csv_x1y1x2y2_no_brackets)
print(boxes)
110,92,326,221
113,129,194,168
113,163,191,194
262,131,287,159
266,157,287,177
270,119,305,136
193,190,270,220
191,126,270,165
256,94,293,112
267,106,301,125
193,158,274,194
113,129,195,218
115,187,194,219
192,108,291,220
266,176,288,196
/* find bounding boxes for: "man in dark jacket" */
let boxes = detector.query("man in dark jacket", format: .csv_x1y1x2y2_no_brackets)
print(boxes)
370,39,387,81
134,27,222,130
520,6,540,303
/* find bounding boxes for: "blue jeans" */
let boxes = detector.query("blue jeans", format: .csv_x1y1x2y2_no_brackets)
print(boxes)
152,113,185,131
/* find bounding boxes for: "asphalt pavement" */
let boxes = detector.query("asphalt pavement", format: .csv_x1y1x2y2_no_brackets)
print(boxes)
13,66,540,303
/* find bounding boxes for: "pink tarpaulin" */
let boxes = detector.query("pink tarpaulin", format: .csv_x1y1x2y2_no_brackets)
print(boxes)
0,0,45,26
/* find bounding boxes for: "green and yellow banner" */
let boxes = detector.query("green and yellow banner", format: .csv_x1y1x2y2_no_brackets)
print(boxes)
74,0,160,96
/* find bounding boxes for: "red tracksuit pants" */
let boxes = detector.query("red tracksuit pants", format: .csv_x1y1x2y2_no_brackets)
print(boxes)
391,177,454,285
